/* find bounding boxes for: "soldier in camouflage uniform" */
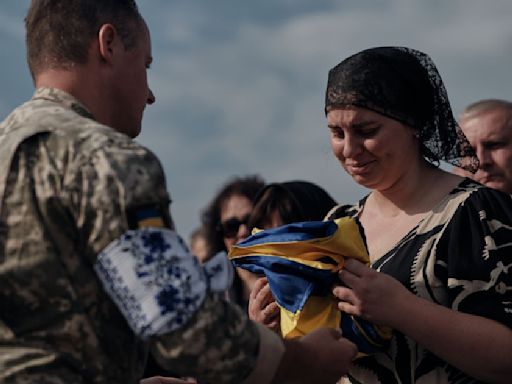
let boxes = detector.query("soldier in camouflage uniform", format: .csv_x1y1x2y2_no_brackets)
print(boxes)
0,1,357,383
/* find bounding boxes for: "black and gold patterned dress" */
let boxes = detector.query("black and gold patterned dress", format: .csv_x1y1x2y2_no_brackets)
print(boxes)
328,179,512,384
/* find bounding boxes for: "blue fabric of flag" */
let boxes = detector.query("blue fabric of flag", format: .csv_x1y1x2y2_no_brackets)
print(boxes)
229,217,392,355
232,255,335,313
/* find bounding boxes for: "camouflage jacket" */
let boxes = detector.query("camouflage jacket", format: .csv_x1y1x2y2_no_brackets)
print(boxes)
0,88,283,384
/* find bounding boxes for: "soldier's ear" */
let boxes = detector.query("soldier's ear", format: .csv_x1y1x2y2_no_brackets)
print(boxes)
98,24,118,64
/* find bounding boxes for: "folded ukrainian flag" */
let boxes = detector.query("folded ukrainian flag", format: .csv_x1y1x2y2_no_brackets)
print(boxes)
228,217,392,354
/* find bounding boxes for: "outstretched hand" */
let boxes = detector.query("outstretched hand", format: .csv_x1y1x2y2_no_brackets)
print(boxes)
248,277,280,333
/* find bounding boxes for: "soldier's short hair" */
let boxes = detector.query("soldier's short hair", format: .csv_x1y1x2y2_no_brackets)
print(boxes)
25,0,143,78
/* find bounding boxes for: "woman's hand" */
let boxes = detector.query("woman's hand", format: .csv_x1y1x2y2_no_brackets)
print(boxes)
248,277,280,333
334,259,512,383
332,259,412,327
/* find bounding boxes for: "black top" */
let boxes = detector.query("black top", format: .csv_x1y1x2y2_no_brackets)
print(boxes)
328,179,512,383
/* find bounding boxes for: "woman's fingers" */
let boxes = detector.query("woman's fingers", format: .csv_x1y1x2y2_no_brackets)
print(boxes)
262,301,280,322
337,300,360,316
256,283,275,308
250,277,275,309
248,280,279,325
250,276,268,300
338,267,359,289
332,285,361,316
333,285,355,303
343,259,370,276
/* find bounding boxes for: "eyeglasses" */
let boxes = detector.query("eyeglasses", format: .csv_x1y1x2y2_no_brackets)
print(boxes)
218,214,251,239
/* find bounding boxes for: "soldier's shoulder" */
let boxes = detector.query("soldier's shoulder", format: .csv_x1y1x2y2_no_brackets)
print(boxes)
1,98,164,189
10,98,157,162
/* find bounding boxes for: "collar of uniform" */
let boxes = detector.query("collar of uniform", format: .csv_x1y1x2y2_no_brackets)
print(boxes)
32,87,94,120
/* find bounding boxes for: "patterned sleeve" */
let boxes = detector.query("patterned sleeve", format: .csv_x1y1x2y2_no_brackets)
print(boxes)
66,135,282,383
436,187,512,328
325,203,360,221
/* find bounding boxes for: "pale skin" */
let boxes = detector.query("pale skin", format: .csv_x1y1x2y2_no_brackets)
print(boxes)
328,106,512,383
459,107,512,193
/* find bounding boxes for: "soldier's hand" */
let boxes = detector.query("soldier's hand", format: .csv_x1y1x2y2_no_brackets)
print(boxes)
248,277,280,333
299,328,357,375
274,328,357,383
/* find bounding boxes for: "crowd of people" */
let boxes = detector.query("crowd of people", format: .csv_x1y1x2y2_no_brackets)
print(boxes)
0,1,511,384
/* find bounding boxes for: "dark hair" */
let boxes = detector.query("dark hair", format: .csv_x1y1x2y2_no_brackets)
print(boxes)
25,0,143,77
201,175,265,256
248,181,338,230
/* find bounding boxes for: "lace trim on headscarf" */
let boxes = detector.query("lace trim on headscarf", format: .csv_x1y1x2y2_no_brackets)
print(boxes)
325,46,478,173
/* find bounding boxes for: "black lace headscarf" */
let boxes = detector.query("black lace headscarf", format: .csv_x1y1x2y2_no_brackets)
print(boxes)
325,46,478,173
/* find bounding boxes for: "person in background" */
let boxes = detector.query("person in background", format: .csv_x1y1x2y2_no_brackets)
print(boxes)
247,181,338,333
201,175,265,309
248,180,338,229
455,99,512,193
325,46,512,383
189,226,211,264
0,1,358,383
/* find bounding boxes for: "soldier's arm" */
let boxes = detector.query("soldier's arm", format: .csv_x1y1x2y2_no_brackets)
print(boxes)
151,294,357,384
69,140,356,383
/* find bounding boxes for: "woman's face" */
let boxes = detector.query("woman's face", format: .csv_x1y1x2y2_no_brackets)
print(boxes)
327,106,420,191
220,194,253,251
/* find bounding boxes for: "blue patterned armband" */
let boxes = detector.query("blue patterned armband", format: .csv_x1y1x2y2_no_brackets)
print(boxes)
95,228,233,339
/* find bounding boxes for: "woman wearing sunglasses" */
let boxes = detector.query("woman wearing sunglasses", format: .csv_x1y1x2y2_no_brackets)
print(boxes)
201,175,265,309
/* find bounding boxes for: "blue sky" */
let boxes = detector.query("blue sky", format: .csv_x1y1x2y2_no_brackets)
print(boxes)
1,0,511,240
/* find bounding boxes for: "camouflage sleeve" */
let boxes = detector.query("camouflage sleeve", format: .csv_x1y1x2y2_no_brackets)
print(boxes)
151,294,285,384
66,135,285,383
65,135,171,260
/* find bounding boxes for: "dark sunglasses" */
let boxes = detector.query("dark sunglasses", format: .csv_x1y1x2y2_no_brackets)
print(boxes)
218,214,251,239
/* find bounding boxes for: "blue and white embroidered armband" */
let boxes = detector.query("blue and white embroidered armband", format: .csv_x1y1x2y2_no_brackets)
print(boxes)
94,228,233,339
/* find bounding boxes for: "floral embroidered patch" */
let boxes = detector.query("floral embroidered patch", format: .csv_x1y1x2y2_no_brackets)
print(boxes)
95,228,207,338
